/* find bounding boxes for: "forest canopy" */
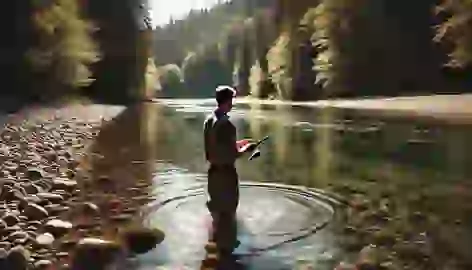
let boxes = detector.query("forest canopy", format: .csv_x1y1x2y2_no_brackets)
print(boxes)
153,0,472,100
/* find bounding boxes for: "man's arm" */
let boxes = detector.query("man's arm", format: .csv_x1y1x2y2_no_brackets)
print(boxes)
215,119,242,164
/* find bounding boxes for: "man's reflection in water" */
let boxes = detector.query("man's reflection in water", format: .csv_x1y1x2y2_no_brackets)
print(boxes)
200,216,246,270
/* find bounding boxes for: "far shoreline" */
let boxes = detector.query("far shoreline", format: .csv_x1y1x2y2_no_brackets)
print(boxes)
152,93,472,124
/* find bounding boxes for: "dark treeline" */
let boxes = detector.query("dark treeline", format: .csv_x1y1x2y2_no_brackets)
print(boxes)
154,0,472,101
1,0,153,111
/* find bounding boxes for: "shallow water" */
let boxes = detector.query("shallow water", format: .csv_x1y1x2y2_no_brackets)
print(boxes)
89,99,472,269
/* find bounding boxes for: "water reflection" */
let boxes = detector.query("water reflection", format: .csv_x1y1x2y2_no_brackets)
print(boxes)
87,100,472,269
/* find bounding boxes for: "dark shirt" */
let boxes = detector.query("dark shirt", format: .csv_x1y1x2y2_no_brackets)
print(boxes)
203,109,238,165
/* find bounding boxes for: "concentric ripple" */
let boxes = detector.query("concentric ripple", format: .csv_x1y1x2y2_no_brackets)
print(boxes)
138,164,342,268
146,183,339,254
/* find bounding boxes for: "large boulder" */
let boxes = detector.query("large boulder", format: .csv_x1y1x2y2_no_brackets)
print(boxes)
120,227,165,255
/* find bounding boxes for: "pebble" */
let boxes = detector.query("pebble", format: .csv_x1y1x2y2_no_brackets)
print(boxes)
52,178,77,192
26,168,44,181
6,245,29,270
34,259,53,269
71,237,123,269
0,242,11,250
0,108,164,269
0,219,7,230
8,231,29,242
44,219,73,238
2,214,19,227
23,203,48,220
77,202,100,216
35,233,55,247
36,193,64,204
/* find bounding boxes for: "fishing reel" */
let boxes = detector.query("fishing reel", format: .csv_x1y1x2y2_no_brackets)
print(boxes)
237,136,269,161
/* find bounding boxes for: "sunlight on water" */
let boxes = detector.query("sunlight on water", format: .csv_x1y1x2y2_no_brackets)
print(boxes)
89,100,472,269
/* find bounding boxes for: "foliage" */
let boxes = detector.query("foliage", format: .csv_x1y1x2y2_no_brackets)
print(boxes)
249,61,264,97
153,0,472,100
28,0,100,91
85,0,154,102
309,0,377,96
157,64,184,87
267,32,292,99
434,0,472,68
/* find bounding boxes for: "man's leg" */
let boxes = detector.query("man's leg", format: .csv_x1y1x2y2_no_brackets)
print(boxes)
207,166,218,222
216,167,240,253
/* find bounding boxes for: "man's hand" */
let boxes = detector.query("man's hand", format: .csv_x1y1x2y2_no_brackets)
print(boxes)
239,142,257,153
245,142,257,152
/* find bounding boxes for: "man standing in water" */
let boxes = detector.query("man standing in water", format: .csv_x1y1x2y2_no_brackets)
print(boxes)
203,85,256,253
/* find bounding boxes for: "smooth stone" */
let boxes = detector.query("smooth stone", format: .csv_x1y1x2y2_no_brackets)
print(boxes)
37,193,63,204
44,219,73,238
13,237,29,245
27,168,44,181
71,238,122,269
53,190,70,199
0,248,7,258
59,239,77,252
0,219,7,231
35,181,52,192
27,221,42,227
77,202,100,216
0,248,7,268
21,183,42,195
8,231,28,242
23,203,48,220
120,227,165,255
21,195,43,205
110,214,132,223
122,207,136,215
6,245,29,270
45,204,69,215
2,214,20,227
0,242,11,250
26,225,37,232
34,259,53,269
52,178,77,192
25,230,38,238
4,225,21,235
56,252,68,258
36,233,55,247
334,262,357,270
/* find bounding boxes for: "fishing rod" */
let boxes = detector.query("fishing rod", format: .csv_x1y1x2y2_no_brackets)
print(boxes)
248,135,269,161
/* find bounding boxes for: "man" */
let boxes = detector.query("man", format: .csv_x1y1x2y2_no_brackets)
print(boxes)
203,85,256,253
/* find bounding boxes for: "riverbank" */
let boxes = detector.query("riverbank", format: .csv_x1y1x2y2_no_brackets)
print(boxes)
0,104,164,269
235,94,472,124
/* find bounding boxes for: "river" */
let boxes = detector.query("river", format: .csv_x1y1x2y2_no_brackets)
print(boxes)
87,99,472,269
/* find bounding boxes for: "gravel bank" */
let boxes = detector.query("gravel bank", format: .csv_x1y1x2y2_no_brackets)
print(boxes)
0,104,163,269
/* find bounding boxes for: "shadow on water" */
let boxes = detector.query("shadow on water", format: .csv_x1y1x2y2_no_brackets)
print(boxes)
85,100,472,269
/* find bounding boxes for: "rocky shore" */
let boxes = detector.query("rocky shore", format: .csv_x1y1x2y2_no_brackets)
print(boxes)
0,105,164,269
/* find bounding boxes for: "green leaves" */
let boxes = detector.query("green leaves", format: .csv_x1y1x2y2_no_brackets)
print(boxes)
28,0,100,90
434,0,472,68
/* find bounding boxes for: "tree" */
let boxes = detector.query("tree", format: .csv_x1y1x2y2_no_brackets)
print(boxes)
435,0,472,68
85,0,153,102
156,64,185,96
27,0,100,99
